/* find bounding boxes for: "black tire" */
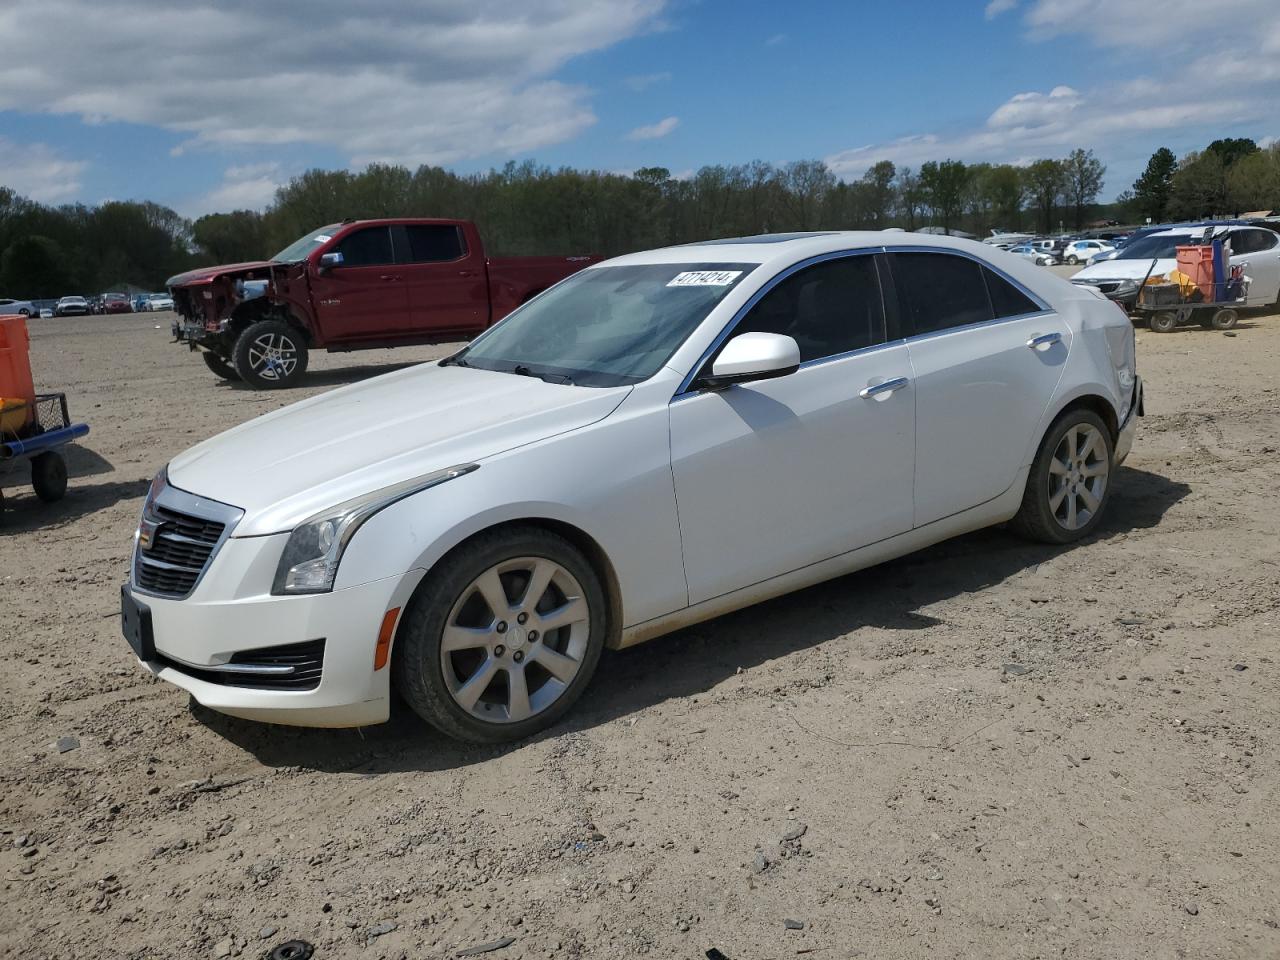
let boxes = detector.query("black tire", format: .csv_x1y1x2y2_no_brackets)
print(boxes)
394,526,608,743
232,319,308,389
31,451,68,502
1211,308,1238,331
1148,311,1178,333
1010,408,1114,545
201,350,241,381
1066,255,1079,265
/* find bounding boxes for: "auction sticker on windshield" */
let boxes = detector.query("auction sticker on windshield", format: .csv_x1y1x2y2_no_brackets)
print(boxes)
667,270,743,287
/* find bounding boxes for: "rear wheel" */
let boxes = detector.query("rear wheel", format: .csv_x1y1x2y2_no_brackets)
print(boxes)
1211,308,1238,330
201,350,241,381
31,451,68,502
1066,255,1079,265
394,527,607,743
232,319,308,389
1011,409,1114,544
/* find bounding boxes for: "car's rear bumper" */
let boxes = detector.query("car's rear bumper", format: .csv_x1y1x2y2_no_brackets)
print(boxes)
1115,377,1142,465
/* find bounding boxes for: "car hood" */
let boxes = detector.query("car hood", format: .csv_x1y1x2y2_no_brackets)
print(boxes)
166,261,278,288
1072,258,1173,282
168,364,631,536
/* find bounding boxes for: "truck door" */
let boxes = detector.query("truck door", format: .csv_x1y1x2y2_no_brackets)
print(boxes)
309,225,407,342
392,224,487,339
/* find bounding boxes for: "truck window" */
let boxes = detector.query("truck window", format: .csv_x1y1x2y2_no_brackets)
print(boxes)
336,227,394,267
404,225,465,263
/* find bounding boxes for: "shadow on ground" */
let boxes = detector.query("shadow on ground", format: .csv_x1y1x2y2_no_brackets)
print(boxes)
194,464,1190,773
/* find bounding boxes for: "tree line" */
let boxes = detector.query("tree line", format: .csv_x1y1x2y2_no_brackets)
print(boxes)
2,138,1277,299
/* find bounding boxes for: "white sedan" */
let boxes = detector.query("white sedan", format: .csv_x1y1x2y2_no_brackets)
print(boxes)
122,233,1142,741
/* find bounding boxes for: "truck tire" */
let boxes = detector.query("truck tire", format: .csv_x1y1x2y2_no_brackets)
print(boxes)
31,452,68,503
201,351,241,381
232,319,308,389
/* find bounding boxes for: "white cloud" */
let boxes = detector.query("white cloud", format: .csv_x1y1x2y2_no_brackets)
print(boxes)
827,1,1280,194
626,116,679,140
765,33,787,46
0,138,86,202
0,0,667,168
984,0,1018,19
182,163,284,217
624,71,671,91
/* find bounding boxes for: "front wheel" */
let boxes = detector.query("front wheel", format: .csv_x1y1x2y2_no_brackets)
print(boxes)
1148,311,1178,333
232,319,308,389
201,350,241,381
1011,409,1114,544
1211,308,1238,330
31,451,68,502
394,527,608,743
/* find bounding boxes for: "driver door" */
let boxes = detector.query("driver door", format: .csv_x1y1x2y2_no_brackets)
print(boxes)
310,225,408,342
669,252,916,605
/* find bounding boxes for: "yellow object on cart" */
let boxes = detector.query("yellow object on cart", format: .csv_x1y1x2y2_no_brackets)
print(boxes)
0,397,30,434
1166,270,1199,298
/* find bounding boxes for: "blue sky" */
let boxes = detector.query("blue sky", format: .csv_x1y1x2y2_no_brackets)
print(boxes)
1,0,1276,217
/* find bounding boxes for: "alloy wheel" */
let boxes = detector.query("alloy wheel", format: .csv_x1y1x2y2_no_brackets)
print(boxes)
440,557,590,724
247,332,299,381
1048,423,1109,531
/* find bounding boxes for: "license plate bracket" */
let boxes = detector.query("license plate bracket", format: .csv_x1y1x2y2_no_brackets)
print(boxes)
120,585,156,661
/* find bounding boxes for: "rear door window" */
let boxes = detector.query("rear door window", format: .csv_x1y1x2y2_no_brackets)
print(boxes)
336,226,394,267
890,252,994,335
984,268,1042,319
1232,229,1279,255
728,254,885,363
403,224,466,263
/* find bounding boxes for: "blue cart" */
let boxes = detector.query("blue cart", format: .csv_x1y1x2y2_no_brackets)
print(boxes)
0,393,90,506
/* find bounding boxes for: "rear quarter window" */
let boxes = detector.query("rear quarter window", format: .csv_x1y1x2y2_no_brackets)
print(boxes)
891,252,994,335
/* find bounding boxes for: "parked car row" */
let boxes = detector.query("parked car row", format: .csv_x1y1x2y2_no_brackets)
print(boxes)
1,292,178,318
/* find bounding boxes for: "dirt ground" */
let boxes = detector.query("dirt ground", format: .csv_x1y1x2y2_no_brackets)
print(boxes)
2,301,1279,960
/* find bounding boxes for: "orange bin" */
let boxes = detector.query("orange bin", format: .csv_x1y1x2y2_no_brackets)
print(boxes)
1176,245,1216,302
1,314,36,432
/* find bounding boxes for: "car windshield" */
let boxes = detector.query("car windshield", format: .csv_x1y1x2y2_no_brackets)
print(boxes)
271,225,340,263
1116,233,1194,260
450,262,758,388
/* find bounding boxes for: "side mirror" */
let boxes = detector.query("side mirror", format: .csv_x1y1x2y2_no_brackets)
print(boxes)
696,332,800,391
317,251,344,272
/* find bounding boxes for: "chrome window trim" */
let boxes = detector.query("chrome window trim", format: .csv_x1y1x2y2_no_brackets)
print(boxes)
883,244,1052,313
900,307,1056,346
130,480,244,600
672,247,886,400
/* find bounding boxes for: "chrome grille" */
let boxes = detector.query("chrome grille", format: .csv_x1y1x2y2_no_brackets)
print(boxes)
131,479,242,600
157,639,325,691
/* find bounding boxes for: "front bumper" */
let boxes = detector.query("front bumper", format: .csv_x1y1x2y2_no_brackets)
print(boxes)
1114,376,1143,465
122,534,421,727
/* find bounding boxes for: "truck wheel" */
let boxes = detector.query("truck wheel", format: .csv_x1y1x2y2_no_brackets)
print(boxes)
31,452,68,502
232,320,308,389
1148,311,1178,333
201,351,241,381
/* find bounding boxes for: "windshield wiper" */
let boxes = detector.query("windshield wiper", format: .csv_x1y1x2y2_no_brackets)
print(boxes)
512,363,573,385
440,355,471,368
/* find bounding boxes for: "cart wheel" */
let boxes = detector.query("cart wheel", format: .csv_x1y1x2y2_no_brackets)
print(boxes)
1148,311,1179,333
31,452,68,502
1211,308,1239,331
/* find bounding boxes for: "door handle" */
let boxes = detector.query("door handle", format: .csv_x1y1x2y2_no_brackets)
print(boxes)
458,270,478,278
379,274,402,282
859,376,910,399
1026,332,1062,350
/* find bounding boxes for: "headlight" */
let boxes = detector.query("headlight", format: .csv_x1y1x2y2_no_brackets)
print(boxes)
1113,279,1140,292
271,463,478,595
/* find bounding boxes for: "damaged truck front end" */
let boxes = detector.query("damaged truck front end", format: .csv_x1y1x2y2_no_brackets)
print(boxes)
167,261,313,388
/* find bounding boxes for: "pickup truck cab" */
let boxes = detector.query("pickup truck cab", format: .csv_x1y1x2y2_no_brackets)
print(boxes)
167,219,599,388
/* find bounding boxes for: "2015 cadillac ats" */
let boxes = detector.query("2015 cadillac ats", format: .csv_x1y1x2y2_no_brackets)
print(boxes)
122,232,1142,742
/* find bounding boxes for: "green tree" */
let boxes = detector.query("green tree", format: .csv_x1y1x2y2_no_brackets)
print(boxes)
1225,145,1280,213
985,164,1026,230
0,235,71,298
1023,158,1067,233
918,159,970,233
1063,148,1106,229
1205,137,1259,169
192,211,271,263
1131,147,1177,223
860,160,896,228
1168,150,1228,220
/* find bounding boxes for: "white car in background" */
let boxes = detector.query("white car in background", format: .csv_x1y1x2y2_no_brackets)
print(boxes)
1009,244,1061,266
143,292,175,312
122,232,1142,741
1062,239,1114,265
1071,224,1280,309
0,297,37,317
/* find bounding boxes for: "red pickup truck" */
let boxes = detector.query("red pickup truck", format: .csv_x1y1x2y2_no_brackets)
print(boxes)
167,218,599,388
